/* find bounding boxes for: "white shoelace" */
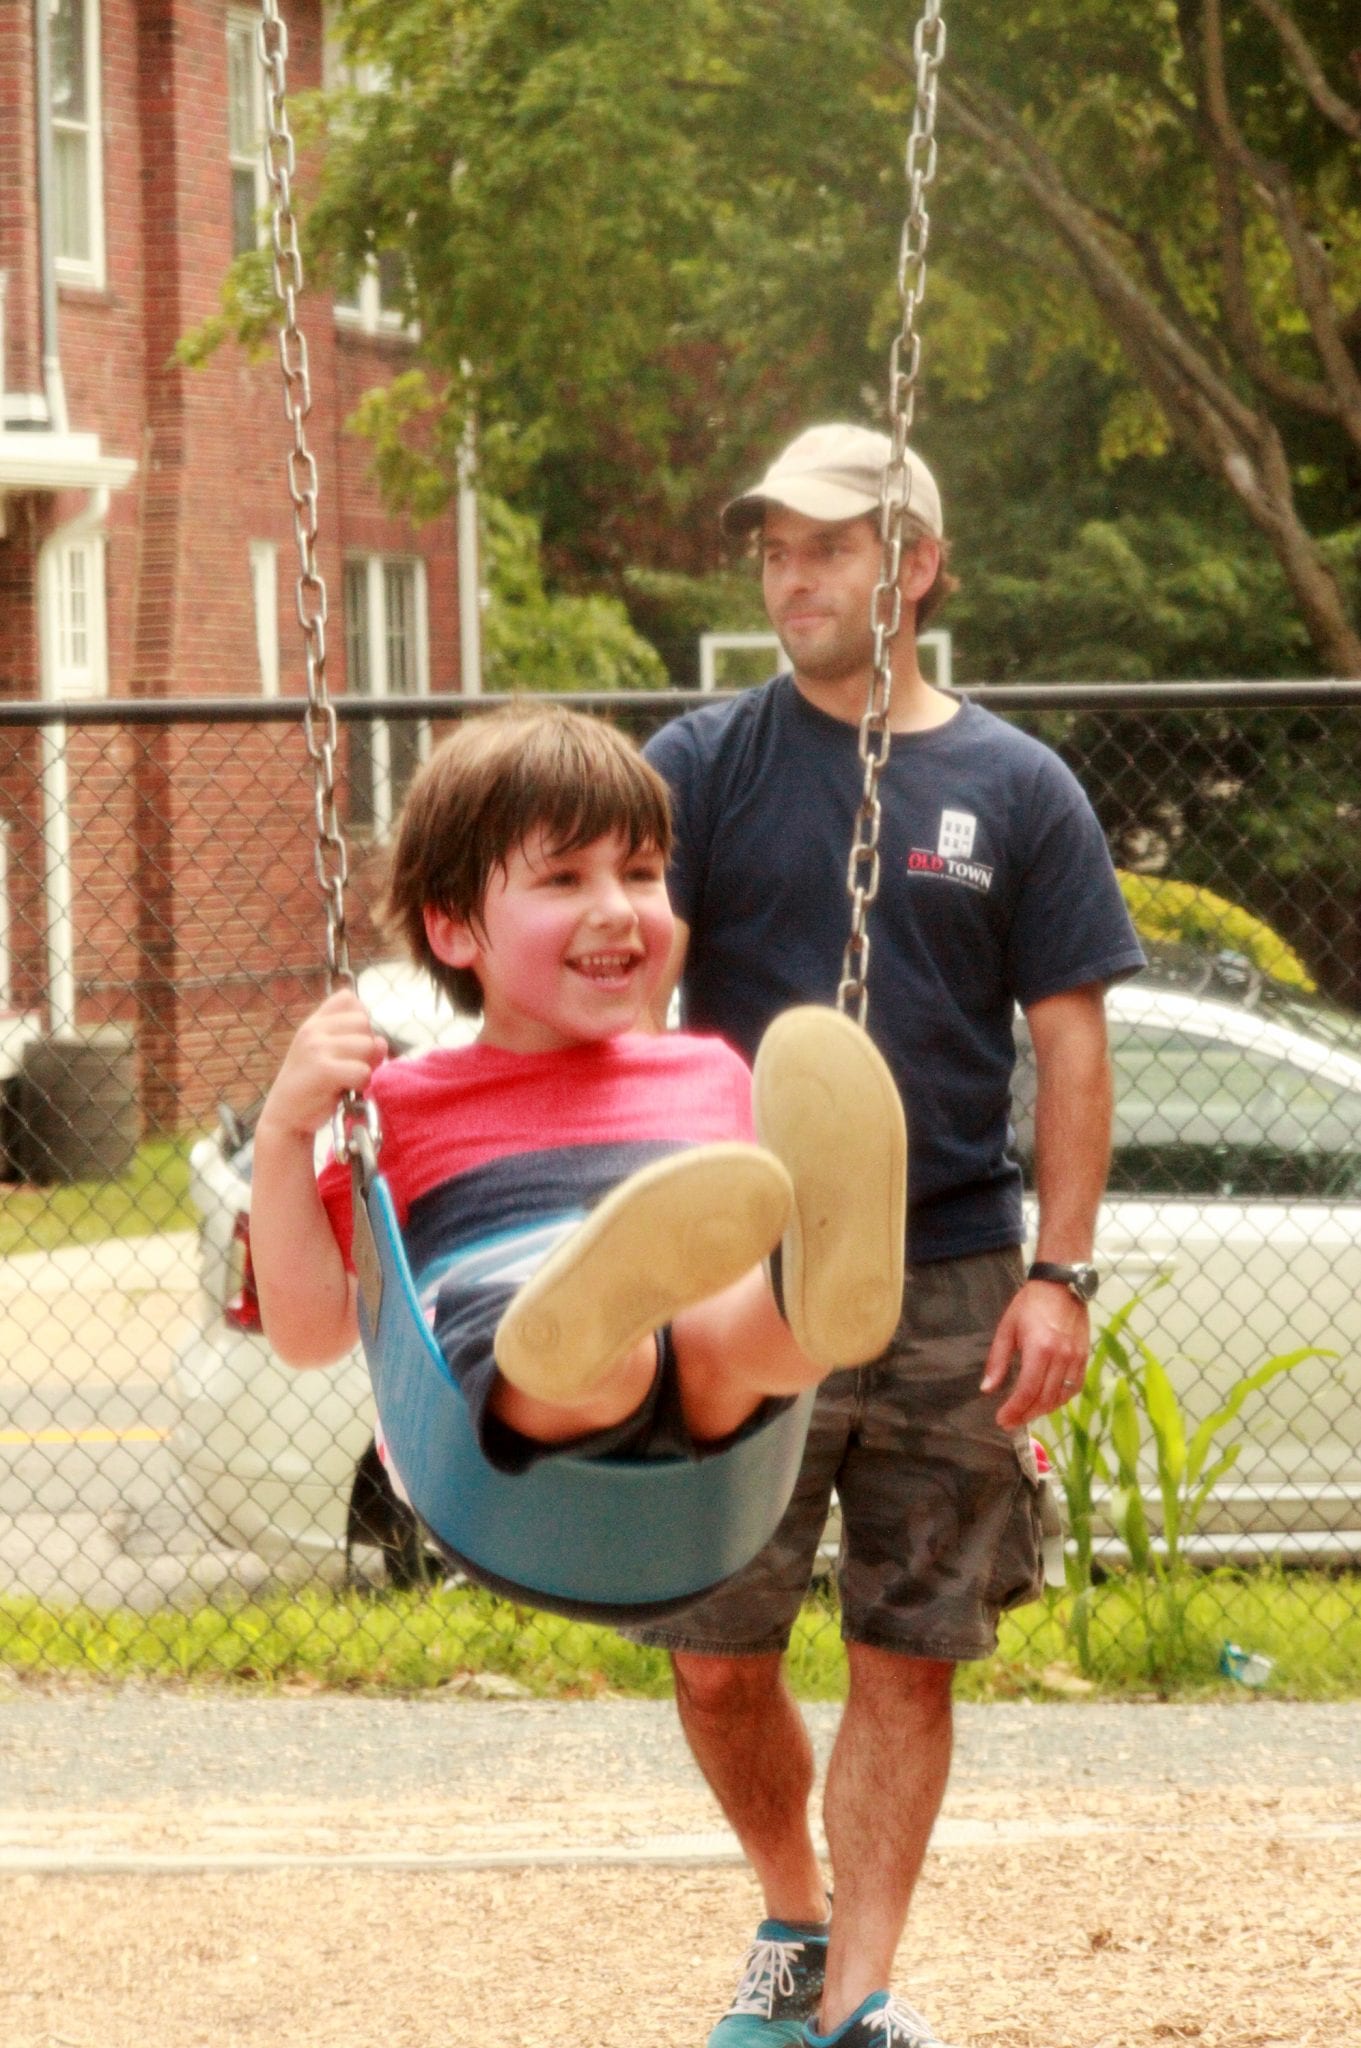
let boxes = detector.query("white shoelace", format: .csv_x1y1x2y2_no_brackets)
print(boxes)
728,1937,807,2017
866,1995,947,2046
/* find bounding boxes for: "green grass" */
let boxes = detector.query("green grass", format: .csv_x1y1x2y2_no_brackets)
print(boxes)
3,1567,1359,1698
0,1139,197,1255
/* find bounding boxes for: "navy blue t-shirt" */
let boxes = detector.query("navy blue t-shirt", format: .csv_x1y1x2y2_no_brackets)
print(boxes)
645,677,1145,1263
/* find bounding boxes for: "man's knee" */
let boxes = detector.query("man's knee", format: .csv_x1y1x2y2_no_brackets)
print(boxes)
845,1642,955,1716
672,1648,786,1718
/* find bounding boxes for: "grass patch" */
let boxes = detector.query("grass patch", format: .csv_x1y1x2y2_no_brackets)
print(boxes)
0,1139,196,1255
3,1567,1360,1698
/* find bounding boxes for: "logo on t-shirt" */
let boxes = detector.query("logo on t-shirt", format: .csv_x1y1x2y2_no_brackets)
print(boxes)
938,809,977,857
906,809,994,892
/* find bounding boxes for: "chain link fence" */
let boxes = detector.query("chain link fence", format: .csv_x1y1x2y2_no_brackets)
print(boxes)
1,684,1360,1686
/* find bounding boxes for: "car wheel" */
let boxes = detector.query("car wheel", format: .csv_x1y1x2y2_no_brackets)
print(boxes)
345,1440,442,1590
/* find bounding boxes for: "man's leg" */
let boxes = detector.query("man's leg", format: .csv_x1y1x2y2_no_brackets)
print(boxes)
672,1651,827,1923
630,1378,853,2045
816,1647,954,2033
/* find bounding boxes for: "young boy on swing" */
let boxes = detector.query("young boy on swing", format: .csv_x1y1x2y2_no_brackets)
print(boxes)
251,703,906,1479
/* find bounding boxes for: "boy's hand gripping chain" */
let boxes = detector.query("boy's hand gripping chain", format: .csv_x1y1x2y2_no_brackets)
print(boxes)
258,0,380,1182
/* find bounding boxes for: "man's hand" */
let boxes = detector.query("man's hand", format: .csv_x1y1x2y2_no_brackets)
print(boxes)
981,1279,1090,1430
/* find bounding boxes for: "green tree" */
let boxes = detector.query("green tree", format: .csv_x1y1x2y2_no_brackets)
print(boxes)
479,498,667,692
208,2,1359,676
934,0,1361,675
301,0,1359,668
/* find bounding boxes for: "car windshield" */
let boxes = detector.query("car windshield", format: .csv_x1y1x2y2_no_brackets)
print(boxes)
1012,965,1361,1202
1137,942,1361,1058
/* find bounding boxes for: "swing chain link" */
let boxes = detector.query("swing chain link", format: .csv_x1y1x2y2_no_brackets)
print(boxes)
259,1,379,1167
838,0,946,1027
258,2,347,990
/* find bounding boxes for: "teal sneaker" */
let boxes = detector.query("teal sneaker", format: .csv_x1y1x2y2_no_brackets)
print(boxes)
801,1990,954,2047
707,1918,829,2046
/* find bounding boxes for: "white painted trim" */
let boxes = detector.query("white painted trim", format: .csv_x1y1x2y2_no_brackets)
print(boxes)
249,540,279,696
0,431,134,492
37,490,111,1035
457,455,482,696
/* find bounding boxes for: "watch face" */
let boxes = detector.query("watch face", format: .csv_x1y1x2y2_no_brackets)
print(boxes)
1071,1264,1100,1301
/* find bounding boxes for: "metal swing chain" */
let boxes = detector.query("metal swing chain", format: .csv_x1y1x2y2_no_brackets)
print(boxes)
837,0,946,1027
258,0,379,1166
257,0,938,1049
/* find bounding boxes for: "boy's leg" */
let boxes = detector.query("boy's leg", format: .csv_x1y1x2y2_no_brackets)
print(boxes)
493,1143,792,1410
670,1008,907,1441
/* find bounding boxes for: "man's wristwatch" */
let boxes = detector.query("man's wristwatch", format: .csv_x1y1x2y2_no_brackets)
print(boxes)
1027,1260,1100,1304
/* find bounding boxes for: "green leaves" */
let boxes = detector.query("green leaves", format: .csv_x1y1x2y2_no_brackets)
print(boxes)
199,0,1361,678
1041,1291,1331,1679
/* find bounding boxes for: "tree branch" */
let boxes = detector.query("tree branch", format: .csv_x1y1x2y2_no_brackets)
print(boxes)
1248,0,1361,142
1197,0,1361,444
931,68,1361,675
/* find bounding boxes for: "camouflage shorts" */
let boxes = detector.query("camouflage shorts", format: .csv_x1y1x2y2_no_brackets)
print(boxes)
634,1245,1045,1663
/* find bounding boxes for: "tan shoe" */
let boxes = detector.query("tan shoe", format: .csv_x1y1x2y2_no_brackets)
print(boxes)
753,1006,907,1368
494,1143,794,1404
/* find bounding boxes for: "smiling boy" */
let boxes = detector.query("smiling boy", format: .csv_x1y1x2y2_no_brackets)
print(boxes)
250,703,906,1480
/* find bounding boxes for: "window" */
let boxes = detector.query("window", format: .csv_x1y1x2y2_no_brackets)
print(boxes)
1108,1026,1361,1201
343,556,429,836
334,248,408,335
249,541,279,695
325,27,409,335
227,12,268,257
50,0,104,284
42,535,108,700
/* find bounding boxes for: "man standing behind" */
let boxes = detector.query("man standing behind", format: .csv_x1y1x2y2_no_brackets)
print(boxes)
640,425,1145,2048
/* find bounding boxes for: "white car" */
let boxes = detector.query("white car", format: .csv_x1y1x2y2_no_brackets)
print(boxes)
166,962,1361,1579
167,962,477,1585
1016,975,1361,1561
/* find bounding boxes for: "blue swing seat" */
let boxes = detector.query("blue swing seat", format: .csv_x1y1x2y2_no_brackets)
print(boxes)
352,1162,816,1623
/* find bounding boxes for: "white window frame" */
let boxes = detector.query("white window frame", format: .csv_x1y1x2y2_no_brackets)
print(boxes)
50,0,106,288
249,540,279,695
333,254,410,337
344,553,430,838
40,533,108,701
226,9,269,257
697,628,953,692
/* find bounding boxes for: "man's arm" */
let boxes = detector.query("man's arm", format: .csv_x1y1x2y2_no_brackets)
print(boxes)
981,982,1113,1430
645,916,690,1032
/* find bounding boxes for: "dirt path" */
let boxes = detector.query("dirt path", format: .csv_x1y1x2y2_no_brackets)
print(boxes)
3,1690,1359,2046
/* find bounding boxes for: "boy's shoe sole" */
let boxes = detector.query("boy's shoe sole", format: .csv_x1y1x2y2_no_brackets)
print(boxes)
753,1006,907,1369
494,1143,793,1404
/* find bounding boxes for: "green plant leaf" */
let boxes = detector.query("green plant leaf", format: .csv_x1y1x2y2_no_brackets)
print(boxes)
1142,1356,1186,1490
1109,1376,1143,1489
1185,1349,1328,1486
1111,1484,1152,1576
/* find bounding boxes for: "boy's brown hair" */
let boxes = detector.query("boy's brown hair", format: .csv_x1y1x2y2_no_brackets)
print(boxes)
383,703,673,1014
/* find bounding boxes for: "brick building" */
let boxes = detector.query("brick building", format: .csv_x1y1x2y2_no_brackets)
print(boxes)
0,0,467,1131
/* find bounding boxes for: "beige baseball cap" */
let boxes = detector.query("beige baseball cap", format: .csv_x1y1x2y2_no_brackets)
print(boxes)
721,422,943,540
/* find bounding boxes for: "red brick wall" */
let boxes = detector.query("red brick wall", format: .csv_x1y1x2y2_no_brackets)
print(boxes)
1,0,464,1133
